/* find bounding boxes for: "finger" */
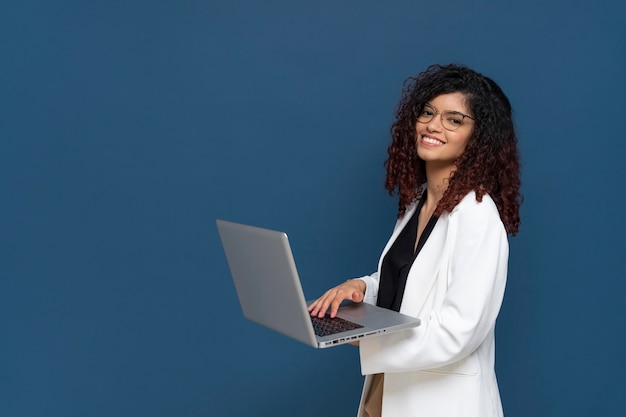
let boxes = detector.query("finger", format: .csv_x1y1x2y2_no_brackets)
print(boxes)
329,298,342,318
318,289,342,317
317,295,334,317
308,297,325,316
351,290,364,303
328,290,349,318
310,290,334,317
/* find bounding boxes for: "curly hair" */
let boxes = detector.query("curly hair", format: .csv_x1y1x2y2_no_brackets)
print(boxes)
384,64,522,235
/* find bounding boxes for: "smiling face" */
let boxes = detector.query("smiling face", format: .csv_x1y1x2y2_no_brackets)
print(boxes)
415,92,474,171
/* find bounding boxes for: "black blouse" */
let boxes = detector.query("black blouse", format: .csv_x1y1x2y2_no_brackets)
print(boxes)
377,191,439,312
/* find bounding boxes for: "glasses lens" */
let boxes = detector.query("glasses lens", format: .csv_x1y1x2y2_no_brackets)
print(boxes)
442,112,465,131
417,105,435,124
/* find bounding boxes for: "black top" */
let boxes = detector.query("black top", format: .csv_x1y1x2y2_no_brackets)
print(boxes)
377,191,439,312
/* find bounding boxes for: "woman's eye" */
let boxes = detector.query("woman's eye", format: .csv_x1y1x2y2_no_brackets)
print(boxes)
446,114,463,125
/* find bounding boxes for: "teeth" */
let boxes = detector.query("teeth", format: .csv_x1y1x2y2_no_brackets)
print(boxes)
422,136,444,145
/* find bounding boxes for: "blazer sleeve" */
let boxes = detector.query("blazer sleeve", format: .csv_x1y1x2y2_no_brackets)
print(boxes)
359,195,509,374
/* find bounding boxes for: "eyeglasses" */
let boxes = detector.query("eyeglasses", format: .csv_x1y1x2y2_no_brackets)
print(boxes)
417,103,475,131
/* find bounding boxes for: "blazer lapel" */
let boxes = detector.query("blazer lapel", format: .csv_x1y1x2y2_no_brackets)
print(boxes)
400,214,450,316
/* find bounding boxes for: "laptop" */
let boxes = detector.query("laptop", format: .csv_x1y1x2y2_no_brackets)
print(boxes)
216,219,420,348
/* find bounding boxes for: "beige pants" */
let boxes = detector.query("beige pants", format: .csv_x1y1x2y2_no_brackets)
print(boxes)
363,374,383,417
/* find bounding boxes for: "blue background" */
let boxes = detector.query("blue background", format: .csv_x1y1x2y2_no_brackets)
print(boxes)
2,1,625,416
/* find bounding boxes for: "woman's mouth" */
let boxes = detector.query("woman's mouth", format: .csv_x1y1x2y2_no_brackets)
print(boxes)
421,136,445,146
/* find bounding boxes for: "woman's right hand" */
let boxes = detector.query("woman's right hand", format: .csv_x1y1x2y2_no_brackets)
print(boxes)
307,279,366,319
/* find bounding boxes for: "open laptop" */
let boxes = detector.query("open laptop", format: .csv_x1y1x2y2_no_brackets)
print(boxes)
216,219,420,348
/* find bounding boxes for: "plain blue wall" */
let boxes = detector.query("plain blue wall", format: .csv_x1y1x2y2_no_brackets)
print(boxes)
2,1,625,416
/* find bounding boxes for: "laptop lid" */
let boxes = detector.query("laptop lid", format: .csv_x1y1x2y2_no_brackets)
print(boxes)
216,219,420,348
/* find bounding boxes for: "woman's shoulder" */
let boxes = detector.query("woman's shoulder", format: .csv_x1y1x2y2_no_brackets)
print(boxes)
442,192,507,241
452,191,500,220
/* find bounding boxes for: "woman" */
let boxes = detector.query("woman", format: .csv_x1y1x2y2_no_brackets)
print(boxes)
308,64,521,417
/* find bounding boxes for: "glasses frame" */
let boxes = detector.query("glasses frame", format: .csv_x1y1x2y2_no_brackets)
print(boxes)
416,103,475,131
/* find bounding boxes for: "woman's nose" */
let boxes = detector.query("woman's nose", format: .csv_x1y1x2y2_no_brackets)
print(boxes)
426,114,443,131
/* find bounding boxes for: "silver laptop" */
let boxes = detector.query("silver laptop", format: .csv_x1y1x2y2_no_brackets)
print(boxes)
216,219,420,348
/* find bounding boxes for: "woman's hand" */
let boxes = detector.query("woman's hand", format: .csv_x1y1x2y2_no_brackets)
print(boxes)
307,279,366,318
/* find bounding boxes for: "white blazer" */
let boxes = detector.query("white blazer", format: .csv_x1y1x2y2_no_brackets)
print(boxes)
356,191,508,417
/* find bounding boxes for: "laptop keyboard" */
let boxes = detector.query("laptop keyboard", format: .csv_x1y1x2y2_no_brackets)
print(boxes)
310,315,364,337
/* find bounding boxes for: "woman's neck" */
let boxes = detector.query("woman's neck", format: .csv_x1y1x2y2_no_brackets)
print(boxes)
424,162,456,209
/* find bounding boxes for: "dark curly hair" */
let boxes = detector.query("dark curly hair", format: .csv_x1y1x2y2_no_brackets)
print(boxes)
384,63,522,235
